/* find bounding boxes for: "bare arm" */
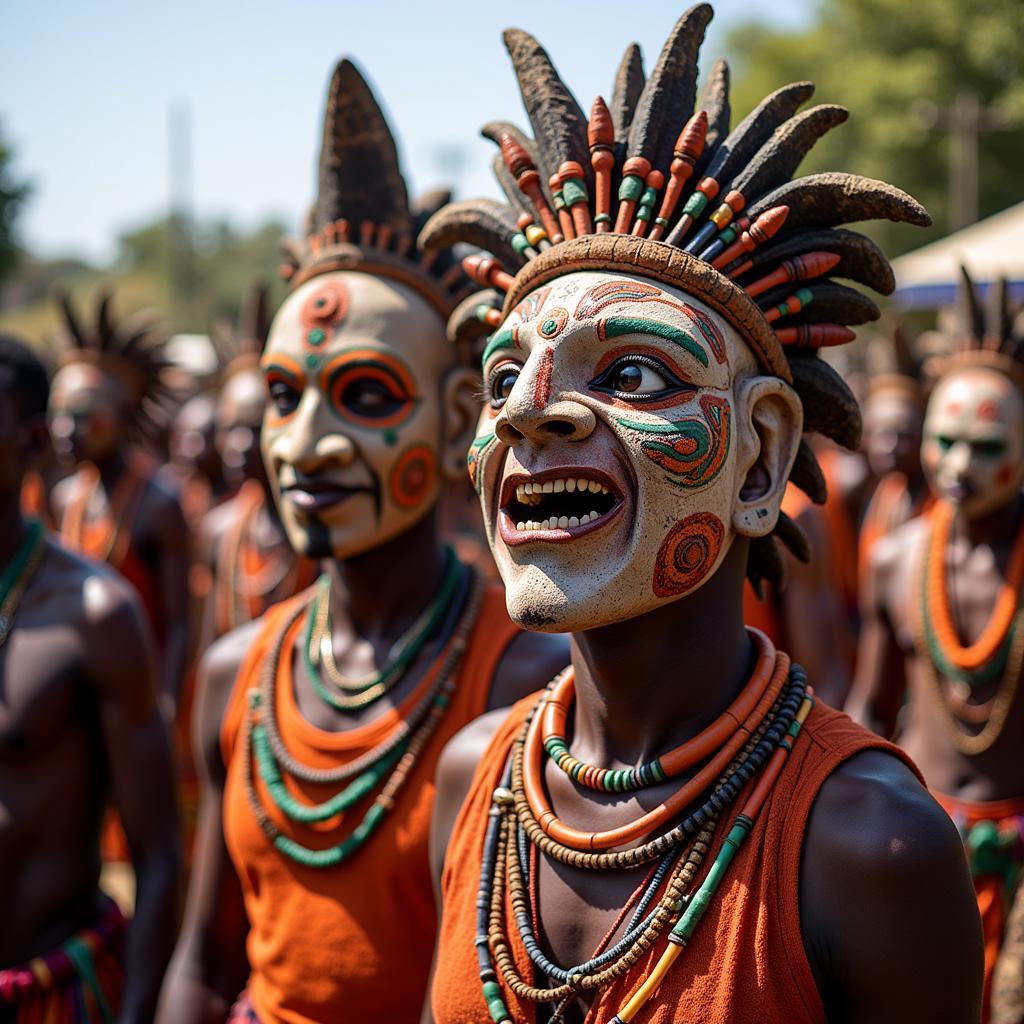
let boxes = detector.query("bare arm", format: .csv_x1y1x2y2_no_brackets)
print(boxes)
801,750,983,1022
157,626,257,1024
152,490,191,712
845,535,907,736
86,574,182,1024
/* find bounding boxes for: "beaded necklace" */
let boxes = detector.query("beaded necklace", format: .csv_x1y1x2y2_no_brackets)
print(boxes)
60,461,146,567
301,548,460,712
243,562,482,868
215,480,309,635
0,520,48,647
476,636,813,1024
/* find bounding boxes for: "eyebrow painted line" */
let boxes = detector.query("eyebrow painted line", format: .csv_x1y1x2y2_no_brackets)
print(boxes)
482,328,517,366
597,318,710,368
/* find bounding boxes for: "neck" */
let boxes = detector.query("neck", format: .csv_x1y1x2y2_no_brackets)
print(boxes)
325,507,451,642
0,495,29,569
569,536,754,765
92,448,127,487
956,491,1024,549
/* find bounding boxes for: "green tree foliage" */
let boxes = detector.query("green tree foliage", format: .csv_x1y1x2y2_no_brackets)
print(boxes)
0,125,31,284
725,0,1024,256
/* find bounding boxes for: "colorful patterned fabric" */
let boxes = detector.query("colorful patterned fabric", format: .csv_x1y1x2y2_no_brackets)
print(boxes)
0,897,125,1023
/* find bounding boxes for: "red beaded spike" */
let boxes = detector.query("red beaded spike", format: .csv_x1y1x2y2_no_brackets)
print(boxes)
549,173,576,241
377,224,393,250
463,255,515,293
308,234,323,257
648,111,707,242
745,251,840,298
776,324,855,348
420,247,439,271
394,233,412,257
517,211,549,252
664,175,721,246
559,160,593,237
279,263,296,281
480,307,503,328
684,189,745,253
334,219,351,243
763,287,813,323
711,206,789,270
500,134,564,244
359,220,376,247
323,222,337,245
613,157,652,234
588,97,615,234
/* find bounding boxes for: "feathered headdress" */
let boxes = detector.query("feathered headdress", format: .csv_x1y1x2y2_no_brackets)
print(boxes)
420,4,932,593
942,265,1024,393
53,285,173,438
278,59,470,322
209,279,272,383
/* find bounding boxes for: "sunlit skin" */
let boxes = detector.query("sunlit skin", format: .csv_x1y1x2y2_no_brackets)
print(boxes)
48,363,123,467
261,271,468,560
922,368,1024,521
170,392,221,485
474,270,796,633
863,388,924,482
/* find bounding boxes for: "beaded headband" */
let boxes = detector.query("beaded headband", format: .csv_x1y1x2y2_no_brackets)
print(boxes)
278,59,471,322
419,3,932,594
53,286,173,436
939,266,1024,394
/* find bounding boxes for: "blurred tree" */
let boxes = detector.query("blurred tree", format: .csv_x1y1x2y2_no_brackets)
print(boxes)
726,0,1024,256
0,124,31,286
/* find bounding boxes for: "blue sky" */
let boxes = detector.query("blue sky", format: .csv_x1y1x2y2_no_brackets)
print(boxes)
1,1,812,263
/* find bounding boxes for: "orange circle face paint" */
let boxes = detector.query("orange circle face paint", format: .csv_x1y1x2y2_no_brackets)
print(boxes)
389,445,436,510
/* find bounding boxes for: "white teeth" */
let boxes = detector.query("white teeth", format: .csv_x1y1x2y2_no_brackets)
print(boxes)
557,516,569,528
516,521,526,531
577,478,588,492
553,479,565,493
565,479,576,493
588,480,601,493
541,518,552,530
528,520,539,530
542,481,554,493
590,510,600,520
568,516,580,527
580,513,591,525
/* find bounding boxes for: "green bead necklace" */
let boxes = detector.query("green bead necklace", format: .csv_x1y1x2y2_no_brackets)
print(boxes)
243,564,483,868
0,520,47,647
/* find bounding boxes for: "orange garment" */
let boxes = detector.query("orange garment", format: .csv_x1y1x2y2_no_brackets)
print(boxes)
933,791,1024,1023
816,448,860,627
433,699,919,1023
857,471,933,586
20,470,53,528
221,580,519,1024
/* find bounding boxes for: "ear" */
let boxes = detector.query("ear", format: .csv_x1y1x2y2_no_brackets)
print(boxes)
731,376,803,538
441,366,483,482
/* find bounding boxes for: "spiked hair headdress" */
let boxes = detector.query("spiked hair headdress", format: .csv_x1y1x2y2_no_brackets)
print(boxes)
278,59,470,322
420,4,931,593
940,265,1024,394
209,279,272,383
53,286,173,438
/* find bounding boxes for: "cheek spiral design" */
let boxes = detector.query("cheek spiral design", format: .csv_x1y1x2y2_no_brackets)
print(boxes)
652,511,725,597
467,432,497,492
389,444,436,510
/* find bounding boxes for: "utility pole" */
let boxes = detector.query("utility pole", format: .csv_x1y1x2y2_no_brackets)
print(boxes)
915,89,1009,232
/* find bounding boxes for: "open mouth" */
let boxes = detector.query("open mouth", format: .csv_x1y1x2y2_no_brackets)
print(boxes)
499,469,623,545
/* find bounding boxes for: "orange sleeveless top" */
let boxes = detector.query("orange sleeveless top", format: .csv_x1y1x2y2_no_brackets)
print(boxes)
433,698,920,1023
221,580,520,1024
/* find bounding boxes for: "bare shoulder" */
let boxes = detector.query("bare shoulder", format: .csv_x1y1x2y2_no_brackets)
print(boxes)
193,619,264,781
487,629,569,711
50,467,84,516
801,748,983,1020
870,514,927,585
431,707,512,881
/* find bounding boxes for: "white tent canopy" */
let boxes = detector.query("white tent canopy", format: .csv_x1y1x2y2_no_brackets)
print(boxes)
891,200,1024,309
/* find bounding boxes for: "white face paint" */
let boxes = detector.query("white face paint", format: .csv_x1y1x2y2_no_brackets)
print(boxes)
471,269,798,633
260,271,451,560
922,367,1024,520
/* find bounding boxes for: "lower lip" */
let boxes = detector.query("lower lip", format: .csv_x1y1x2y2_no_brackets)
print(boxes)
285,488,365,513
944,483,970,503
498,501,624,547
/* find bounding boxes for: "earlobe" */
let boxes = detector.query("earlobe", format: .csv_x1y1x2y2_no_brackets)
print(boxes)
441,366,483,482
732,376,803,538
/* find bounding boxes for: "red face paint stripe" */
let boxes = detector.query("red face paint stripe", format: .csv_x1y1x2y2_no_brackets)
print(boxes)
534,347,555,410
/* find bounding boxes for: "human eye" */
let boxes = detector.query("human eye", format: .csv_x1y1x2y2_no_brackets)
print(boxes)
974,439,1007,458
487,361,521,410
324,358,416,426
589,355,693,401
265,371,301,418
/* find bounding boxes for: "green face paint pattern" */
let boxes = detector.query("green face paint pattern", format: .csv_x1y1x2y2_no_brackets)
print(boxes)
482,329,517,367
615,395,731,488
467,431,497,492
597,317,709,368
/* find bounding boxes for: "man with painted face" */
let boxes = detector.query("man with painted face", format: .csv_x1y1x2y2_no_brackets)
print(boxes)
0,335,180,1022
158,60,566,1024
48,289,190,712
422,9,982,1022
850,270,1024,1020
196,282,315,648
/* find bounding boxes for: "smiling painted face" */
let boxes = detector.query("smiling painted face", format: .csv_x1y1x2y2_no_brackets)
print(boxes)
261,270,472,560
473,270,802,633
48,363,125,466
922,367,1024,520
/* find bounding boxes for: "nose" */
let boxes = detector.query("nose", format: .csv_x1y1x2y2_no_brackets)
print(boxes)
945,440,972,477
495,348,595,446
270,389,357,470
